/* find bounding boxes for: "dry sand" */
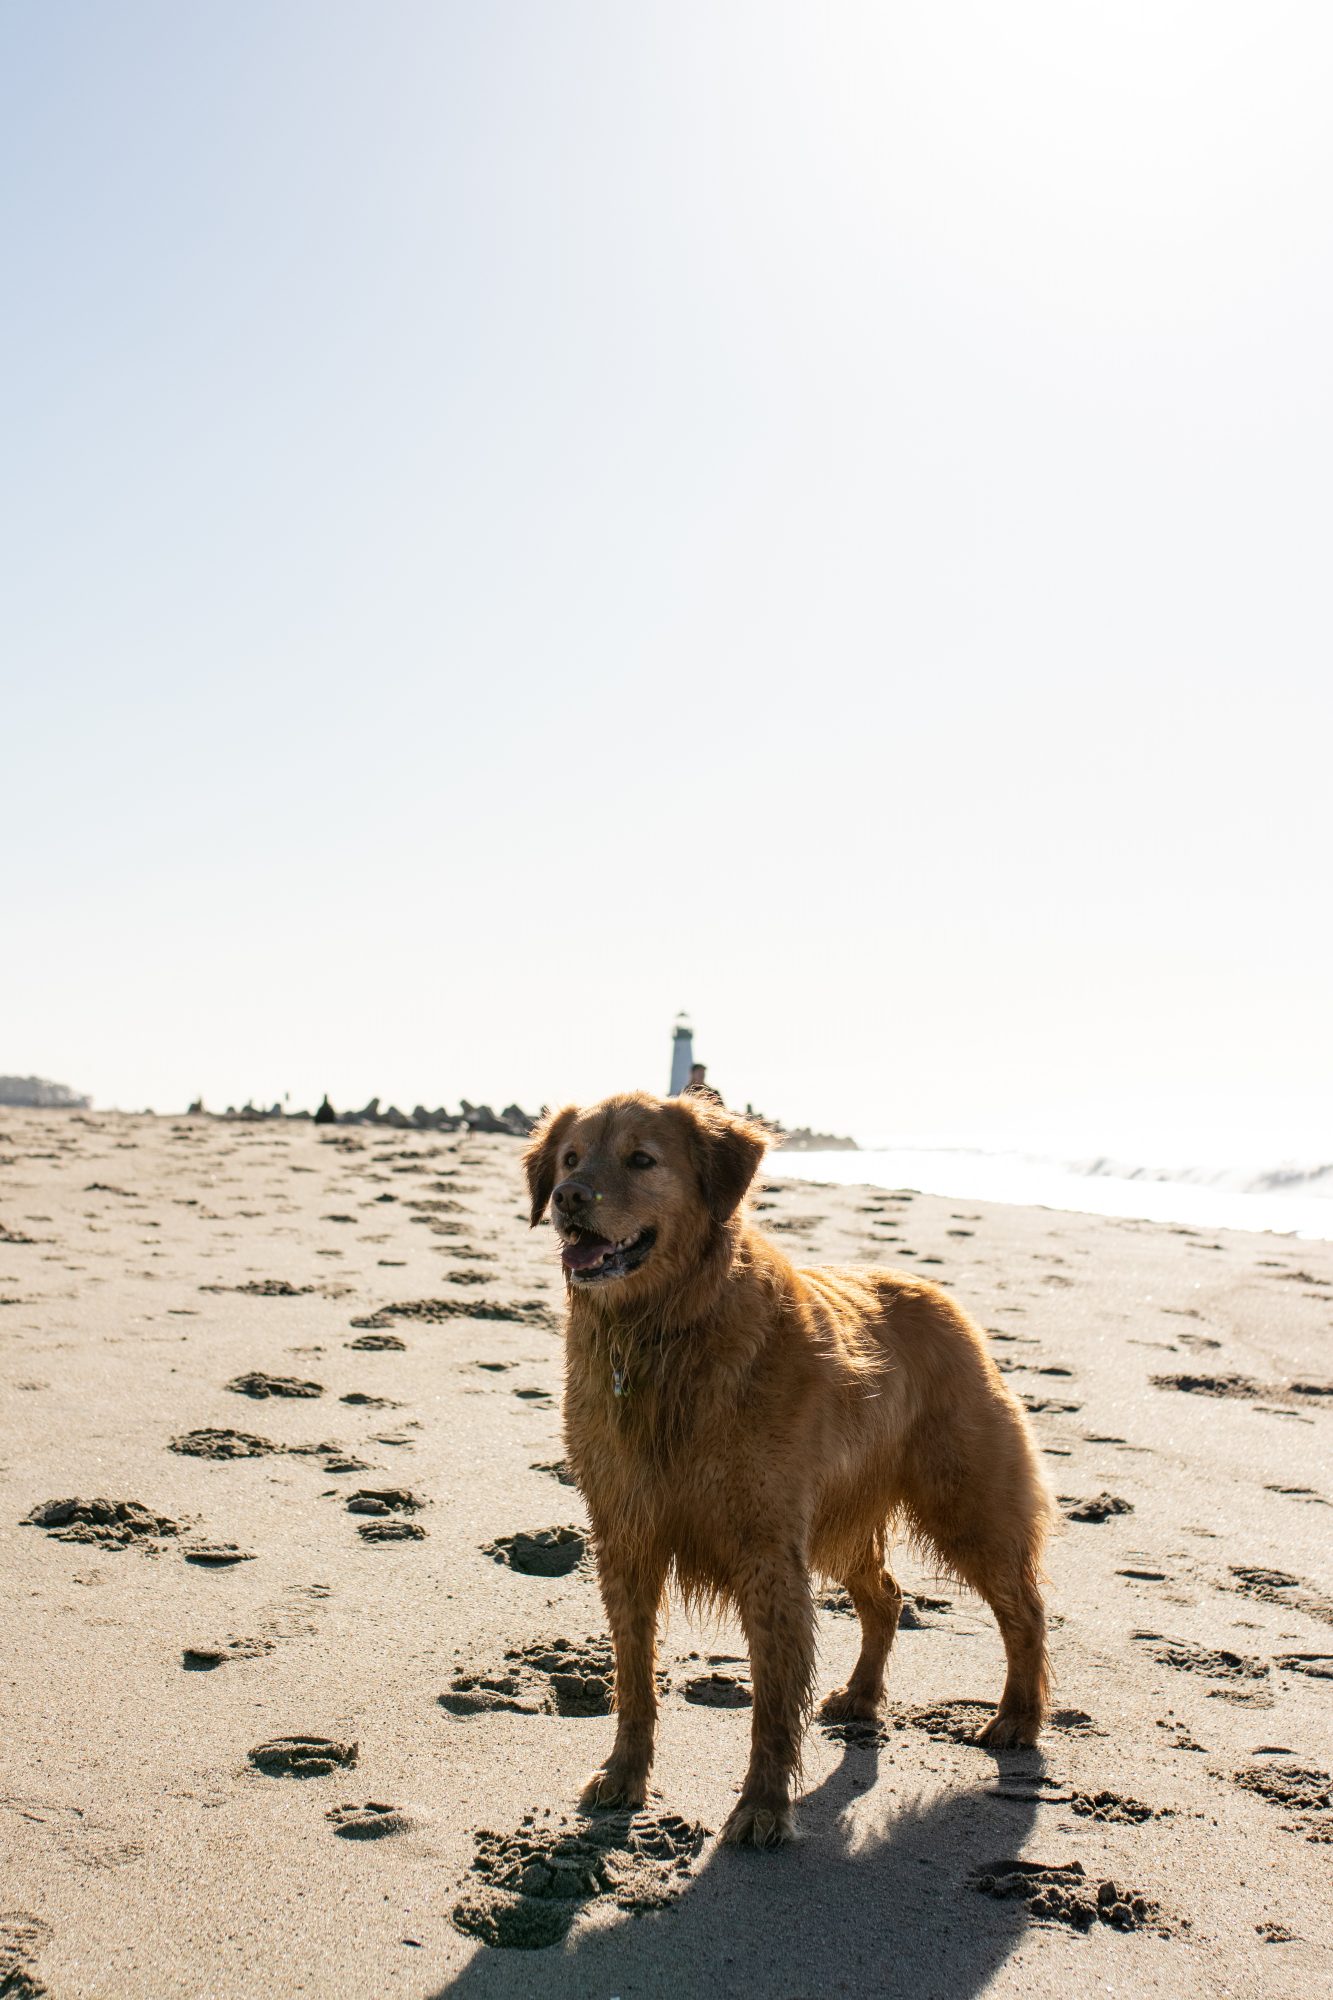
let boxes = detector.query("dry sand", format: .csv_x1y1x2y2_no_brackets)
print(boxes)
1,1109,1330,1998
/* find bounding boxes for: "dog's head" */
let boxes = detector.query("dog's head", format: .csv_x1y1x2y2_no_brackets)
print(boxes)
523,1091,768,1296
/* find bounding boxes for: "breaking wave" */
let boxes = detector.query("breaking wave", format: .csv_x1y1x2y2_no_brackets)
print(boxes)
766,1144,1333,1241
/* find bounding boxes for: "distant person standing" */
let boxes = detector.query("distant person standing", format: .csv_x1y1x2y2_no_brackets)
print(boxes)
682,1062,723,1107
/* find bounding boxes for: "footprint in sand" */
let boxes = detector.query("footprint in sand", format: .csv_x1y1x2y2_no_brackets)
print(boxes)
1068,1790,1172,1823
248,1737,358,1777
1225,1566,1333,1625
182,1636,274,1670
1229,1760,1331,1832
171,1427,276,1459
443,1637,617,1717
1154,1371,1332,1410
353,1297,555,1330
226,1372,324,1399
441,1674,542,1715
200,1278,316,1297
682,1671,752,1708
0,1910,54,1996
1276,1653,1333,1680
350,1488,422,1544
345,1487,424,1517
971,1859,1168,1934
1135,1633,1269,1682
24,1496,183,1549
327,1801,411,1839
484,1527,586,1577
1062,1492,1134,1523
170,1428,369,1474
451,1810,708,1950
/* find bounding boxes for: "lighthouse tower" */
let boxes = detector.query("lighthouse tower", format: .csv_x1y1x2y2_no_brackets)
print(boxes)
668,1012,694,1095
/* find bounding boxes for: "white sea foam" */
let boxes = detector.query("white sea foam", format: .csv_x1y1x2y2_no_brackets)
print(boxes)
766,1145,1333,1241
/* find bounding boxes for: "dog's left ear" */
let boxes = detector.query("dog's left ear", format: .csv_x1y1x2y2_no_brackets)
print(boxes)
523,1105,578,1227
687,1107,769,1223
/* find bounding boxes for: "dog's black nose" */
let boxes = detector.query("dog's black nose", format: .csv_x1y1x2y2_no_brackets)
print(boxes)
552,1178,595,1216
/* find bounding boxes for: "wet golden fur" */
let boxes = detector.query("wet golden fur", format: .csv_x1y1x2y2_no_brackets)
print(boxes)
524,1091,1055,1847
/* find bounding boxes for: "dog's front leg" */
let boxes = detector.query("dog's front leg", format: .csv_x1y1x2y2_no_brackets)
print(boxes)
580,1542,666,1812
722,1555,815,1847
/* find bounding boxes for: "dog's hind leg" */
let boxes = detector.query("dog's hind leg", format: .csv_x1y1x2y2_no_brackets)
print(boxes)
580,1543,667,1811
968,1557,1049,1749
912,1507,1050,1748
818,1547,903,1722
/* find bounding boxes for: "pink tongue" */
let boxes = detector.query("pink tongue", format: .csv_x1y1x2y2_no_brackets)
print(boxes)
561,1234,614,1271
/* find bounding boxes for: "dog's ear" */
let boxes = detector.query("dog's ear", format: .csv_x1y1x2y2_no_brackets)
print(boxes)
683,1105,769,1223
522,1105,578,1227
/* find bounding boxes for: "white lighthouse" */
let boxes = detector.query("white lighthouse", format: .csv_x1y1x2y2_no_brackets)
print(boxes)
668,1012,694,1095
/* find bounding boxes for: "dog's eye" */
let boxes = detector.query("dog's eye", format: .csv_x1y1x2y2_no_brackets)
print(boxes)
563,1150,577,1169
628,1150,656,1170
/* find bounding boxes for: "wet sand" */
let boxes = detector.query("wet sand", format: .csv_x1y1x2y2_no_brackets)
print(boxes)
1,1109,1329,1997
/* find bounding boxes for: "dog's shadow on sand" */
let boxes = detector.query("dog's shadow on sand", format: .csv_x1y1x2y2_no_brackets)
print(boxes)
431,1734,1047,2000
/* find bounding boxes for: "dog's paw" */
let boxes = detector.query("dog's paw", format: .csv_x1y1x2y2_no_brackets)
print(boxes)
975,1710,1042,1750
579,1762,648,1811
818,1685,883,1723
719,1798,795,1848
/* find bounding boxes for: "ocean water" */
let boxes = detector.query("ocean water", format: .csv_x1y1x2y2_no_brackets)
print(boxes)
765,1146,1333,1241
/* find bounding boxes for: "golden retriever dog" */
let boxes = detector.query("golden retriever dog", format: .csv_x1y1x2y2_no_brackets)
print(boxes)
524,1091,1054,1847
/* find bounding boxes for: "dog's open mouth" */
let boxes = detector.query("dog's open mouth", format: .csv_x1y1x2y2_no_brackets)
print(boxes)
559,1226,657,1284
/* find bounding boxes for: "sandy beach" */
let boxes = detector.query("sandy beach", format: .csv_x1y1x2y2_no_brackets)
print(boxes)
1,1108,1329,1999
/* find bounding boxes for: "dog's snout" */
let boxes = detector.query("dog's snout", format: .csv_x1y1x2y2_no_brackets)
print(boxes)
553,1177,596,1217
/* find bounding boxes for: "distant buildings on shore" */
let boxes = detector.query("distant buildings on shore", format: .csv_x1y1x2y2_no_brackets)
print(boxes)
0,1075,91,1109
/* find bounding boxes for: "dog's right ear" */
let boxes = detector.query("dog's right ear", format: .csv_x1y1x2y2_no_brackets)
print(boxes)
522,1105,578,1227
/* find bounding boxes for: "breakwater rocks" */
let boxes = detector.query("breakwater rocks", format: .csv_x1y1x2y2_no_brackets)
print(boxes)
214,1096,537,1135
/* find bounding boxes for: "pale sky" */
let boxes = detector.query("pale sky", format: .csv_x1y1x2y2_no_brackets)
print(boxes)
4,3,1330,1159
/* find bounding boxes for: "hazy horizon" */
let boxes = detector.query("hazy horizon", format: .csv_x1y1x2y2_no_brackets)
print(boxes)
5,5,1330,1162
